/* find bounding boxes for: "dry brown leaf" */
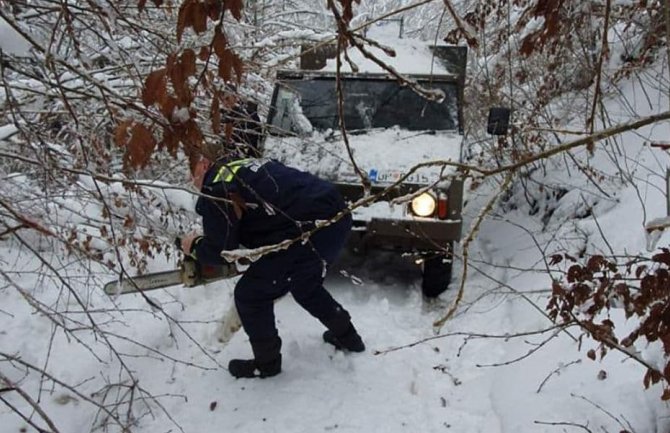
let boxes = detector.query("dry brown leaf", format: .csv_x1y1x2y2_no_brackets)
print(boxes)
170,62,188,105
126,123,157,168
211,97,221,133
224,0,243,20
217,49,242,82
160,96,178,120
185,119,204,149
212,27,227,58
177,0,195,43
160,127,180,155
198,46,210,61
142,68,167,106
167,52,177,73
218,55,232,82
193,1,208,34
114,120,133,147
182,49,197,76
206,0,222,20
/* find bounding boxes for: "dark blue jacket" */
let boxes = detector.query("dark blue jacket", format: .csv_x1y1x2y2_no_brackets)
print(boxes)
193,158,345,265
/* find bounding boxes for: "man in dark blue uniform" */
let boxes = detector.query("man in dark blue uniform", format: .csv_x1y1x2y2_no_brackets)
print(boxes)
182,155,365,379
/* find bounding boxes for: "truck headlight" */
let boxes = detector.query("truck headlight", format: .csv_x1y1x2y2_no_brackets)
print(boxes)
411,192,436,217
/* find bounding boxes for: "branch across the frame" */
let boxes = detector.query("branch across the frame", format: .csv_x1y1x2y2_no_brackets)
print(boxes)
442,0,478,48
0,372,61,433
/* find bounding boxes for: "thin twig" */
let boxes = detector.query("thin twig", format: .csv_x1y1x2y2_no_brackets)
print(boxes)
374,324,567,356
0,372,62,433
534,420,594,432
587,0,611,133
537,359,582,393
433,172,514,330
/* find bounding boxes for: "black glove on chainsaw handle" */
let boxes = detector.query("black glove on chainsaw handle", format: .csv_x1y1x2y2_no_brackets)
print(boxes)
175,236,246,282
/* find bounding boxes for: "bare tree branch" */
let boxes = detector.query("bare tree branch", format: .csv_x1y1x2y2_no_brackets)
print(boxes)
0,372,61,433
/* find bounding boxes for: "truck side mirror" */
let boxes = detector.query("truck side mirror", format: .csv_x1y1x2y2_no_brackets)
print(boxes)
487,107,510,136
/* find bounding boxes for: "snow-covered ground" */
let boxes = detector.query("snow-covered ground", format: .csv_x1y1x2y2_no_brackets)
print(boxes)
1,185,667,432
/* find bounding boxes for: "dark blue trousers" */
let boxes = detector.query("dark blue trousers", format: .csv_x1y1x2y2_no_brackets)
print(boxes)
234,215,353,341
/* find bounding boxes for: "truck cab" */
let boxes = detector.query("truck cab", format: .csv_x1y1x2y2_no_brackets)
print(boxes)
261,31,468,297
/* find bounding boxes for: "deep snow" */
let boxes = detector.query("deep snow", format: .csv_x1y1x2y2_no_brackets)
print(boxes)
1,197,666,433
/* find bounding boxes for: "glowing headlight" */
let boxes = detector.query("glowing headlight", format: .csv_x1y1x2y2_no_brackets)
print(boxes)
411,192,436,217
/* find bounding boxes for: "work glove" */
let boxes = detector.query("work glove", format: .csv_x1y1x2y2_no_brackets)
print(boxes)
175,232,202,259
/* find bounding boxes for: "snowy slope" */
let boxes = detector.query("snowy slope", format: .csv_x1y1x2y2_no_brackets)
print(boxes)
1,235,665,433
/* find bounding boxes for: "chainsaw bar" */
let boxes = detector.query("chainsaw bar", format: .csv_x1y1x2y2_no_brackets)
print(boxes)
104,270,185,296
104,261,240,296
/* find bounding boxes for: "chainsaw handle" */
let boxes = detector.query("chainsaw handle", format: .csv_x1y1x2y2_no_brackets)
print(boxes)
181,256,200,286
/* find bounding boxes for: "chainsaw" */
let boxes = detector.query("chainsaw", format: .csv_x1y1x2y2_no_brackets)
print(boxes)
103,237,242,296
103,257,240,296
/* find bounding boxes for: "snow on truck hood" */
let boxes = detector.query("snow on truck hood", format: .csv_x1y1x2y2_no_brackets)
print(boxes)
263,127,462,187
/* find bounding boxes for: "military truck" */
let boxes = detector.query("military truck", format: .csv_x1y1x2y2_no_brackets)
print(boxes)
261,30,472,297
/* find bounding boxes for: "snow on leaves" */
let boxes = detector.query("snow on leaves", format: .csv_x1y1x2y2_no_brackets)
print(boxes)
178,0,214,42
213,26,243,83
517,0,565,56
177,0,243,42
117,0,245,170
548,250,670,399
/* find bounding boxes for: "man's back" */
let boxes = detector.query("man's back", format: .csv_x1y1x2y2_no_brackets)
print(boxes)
200,158,345,249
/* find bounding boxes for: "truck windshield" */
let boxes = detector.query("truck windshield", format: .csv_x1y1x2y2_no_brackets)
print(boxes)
269,77,459,133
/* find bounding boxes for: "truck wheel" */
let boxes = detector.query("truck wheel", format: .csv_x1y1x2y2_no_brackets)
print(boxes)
421,255,452,298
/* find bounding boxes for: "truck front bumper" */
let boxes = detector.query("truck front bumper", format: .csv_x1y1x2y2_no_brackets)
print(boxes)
351,218,461,251
339,179,464,252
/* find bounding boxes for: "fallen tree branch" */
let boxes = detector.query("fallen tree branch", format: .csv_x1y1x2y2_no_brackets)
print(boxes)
0,372,61,433
373,323,568,355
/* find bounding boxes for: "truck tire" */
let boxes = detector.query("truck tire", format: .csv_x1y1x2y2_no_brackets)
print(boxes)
421,255,452,298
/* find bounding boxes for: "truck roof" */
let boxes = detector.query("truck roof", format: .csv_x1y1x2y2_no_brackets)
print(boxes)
299,40,466,79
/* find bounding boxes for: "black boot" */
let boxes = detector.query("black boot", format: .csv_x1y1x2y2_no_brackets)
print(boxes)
323,324,365,352
321,307,365,352
228,336,282,379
